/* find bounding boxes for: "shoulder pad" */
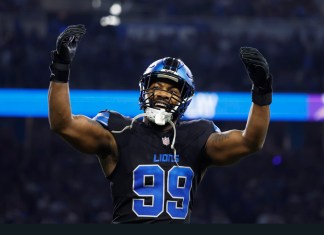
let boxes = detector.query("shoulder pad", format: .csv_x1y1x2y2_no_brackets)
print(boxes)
213,123,221,133
92,110,110,127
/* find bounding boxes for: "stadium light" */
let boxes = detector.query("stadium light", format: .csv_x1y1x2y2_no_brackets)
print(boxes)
100,15,120,26
110,2,122,15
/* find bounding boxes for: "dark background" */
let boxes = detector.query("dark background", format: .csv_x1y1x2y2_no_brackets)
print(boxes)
0,0,323,223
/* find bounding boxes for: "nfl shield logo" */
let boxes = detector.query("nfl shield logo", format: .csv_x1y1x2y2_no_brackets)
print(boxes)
162,137,170,146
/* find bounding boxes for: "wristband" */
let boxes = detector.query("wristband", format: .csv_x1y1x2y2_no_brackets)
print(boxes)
251,74,273,106
49,62,70,83
49,51,70,83
252,88,272,106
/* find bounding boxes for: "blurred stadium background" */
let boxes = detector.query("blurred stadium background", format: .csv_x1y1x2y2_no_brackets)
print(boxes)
0,0,323,223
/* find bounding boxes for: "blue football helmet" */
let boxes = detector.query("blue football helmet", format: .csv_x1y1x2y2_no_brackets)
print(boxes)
139,57,195,118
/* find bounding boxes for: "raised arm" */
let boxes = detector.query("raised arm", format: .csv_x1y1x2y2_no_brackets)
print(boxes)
48,25,117,166
205,47,272,166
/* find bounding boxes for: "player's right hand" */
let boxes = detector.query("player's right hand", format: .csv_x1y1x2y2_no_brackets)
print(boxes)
53,24,86,64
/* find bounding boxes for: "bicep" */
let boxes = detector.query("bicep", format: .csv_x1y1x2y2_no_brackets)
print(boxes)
58,114,115,154
205,130,253,166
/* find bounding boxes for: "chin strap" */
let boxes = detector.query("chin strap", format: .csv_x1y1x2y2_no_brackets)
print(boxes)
145,107,172,125
111,110,179,167
110,113,147,134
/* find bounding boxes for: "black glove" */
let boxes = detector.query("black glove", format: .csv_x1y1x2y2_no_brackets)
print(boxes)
240,47,272,106
50,24,86,83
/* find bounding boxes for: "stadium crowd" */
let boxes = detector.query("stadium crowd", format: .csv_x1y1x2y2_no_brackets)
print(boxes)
1,0,323,92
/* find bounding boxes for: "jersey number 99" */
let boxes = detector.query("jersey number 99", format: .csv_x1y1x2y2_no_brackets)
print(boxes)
132,165,194,219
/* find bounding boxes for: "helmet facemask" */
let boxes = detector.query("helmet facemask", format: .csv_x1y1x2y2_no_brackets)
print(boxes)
139,57,195,125
146,77,182,109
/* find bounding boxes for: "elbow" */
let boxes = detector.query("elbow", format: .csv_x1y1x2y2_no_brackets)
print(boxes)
49,119,67,134
50,124,59,133
48,114,72,134
254,144,263,152
49,122,62,134
245,140,264,154
249,142,264,153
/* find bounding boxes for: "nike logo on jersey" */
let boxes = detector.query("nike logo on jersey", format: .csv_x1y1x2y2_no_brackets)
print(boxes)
153,154,179,163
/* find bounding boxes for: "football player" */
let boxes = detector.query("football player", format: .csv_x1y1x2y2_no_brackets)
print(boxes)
48,25,272,223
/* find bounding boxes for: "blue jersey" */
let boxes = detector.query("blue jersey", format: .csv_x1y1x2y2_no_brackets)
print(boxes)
93,110,219,223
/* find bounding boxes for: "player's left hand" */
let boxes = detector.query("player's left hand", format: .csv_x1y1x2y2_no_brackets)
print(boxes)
239,47,271,89
240,47,272,106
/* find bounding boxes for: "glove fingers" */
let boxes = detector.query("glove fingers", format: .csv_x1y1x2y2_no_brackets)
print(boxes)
58,25,86,42
69,36,80,48
241,51,260,58
242,58,266,67
65,24,86,30
241,55,267,65
62,33,85,44
58,36,80,51
62,24,86,34
240,47,260,54
241,51,263,57
59,29,86,40
63,27,86,35
57,28,86,50
240,47,266,61
241,51,265,59
239,47,272,99
54,24,86,63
